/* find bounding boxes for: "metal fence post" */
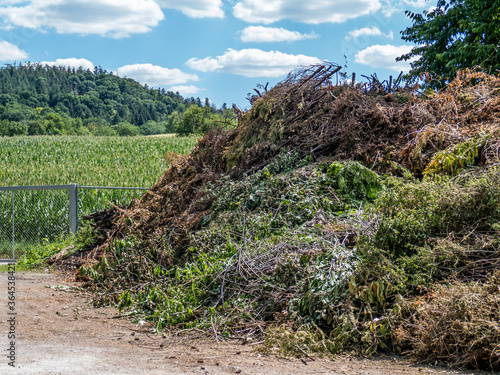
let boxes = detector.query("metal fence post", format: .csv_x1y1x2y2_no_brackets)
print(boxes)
11,190,15,260
69,184,78,235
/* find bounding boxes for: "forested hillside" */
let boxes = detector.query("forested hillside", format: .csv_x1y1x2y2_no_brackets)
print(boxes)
0,63,231,136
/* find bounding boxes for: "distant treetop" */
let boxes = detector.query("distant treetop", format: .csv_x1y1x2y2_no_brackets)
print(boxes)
398,0,500,87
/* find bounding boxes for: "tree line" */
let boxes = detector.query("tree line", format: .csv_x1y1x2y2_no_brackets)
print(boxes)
0,63,235,137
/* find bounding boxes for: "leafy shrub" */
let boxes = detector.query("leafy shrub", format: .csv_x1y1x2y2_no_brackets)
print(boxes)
94,126,118,136
140,120,167,135
114,122,140,136
6,121,28,136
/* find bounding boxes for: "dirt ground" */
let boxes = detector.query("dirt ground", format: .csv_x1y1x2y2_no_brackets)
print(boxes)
0,271,483,375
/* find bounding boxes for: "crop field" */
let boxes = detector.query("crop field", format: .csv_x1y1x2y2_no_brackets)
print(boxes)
0,135,198,187
0,135,198,258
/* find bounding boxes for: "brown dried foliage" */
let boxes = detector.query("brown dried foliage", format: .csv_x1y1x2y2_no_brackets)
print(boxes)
225,64,420,176
403,69,500,173
395,271,500,370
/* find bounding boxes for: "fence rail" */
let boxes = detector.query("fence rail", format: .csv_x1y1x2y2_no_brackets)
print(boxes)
0,184,148,262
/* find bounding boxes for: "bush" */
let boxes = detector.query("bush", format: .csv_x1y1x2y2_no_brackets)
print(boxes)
2,121,28,136
114,122,140,136
140,120,166,135
176,105,204,136
95,126,118,136
27,119,47,135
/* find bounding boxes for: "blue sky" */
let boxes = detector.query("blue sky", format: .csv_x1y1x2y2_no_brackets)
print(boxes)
0,0,433,109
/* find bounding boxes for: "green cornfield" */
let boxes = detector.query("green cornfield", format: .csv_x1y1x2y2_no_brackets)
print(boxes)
0,135,199,258
0,135,197,187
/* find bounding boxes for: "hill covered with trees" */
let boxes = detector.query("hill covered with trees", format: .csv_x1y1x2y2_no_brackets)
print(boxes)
0,63,234,137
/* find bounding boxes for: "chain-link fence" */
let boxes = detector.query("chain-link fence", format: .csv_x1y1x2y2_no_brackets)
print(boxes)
0,184,147,262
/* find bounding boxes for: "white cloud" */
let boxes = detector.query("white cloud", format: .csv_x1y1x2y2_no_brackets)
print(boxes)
380,3,399,17
188,56,223,72
240,26,318,43
186,48,322,77
346,26,393,40
0,0,164,38
401,0,428,7
39,57,94,70
0,40,28,61
354,44,415,71
168,85,202,96
380,0,428,17
233,0,381,24
156,0,223,18
115,63,199,87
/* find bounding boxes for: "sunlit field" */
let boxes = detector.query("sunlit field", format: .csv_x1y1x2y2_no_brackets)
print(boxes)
0,135,198,187
0,135,199,258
